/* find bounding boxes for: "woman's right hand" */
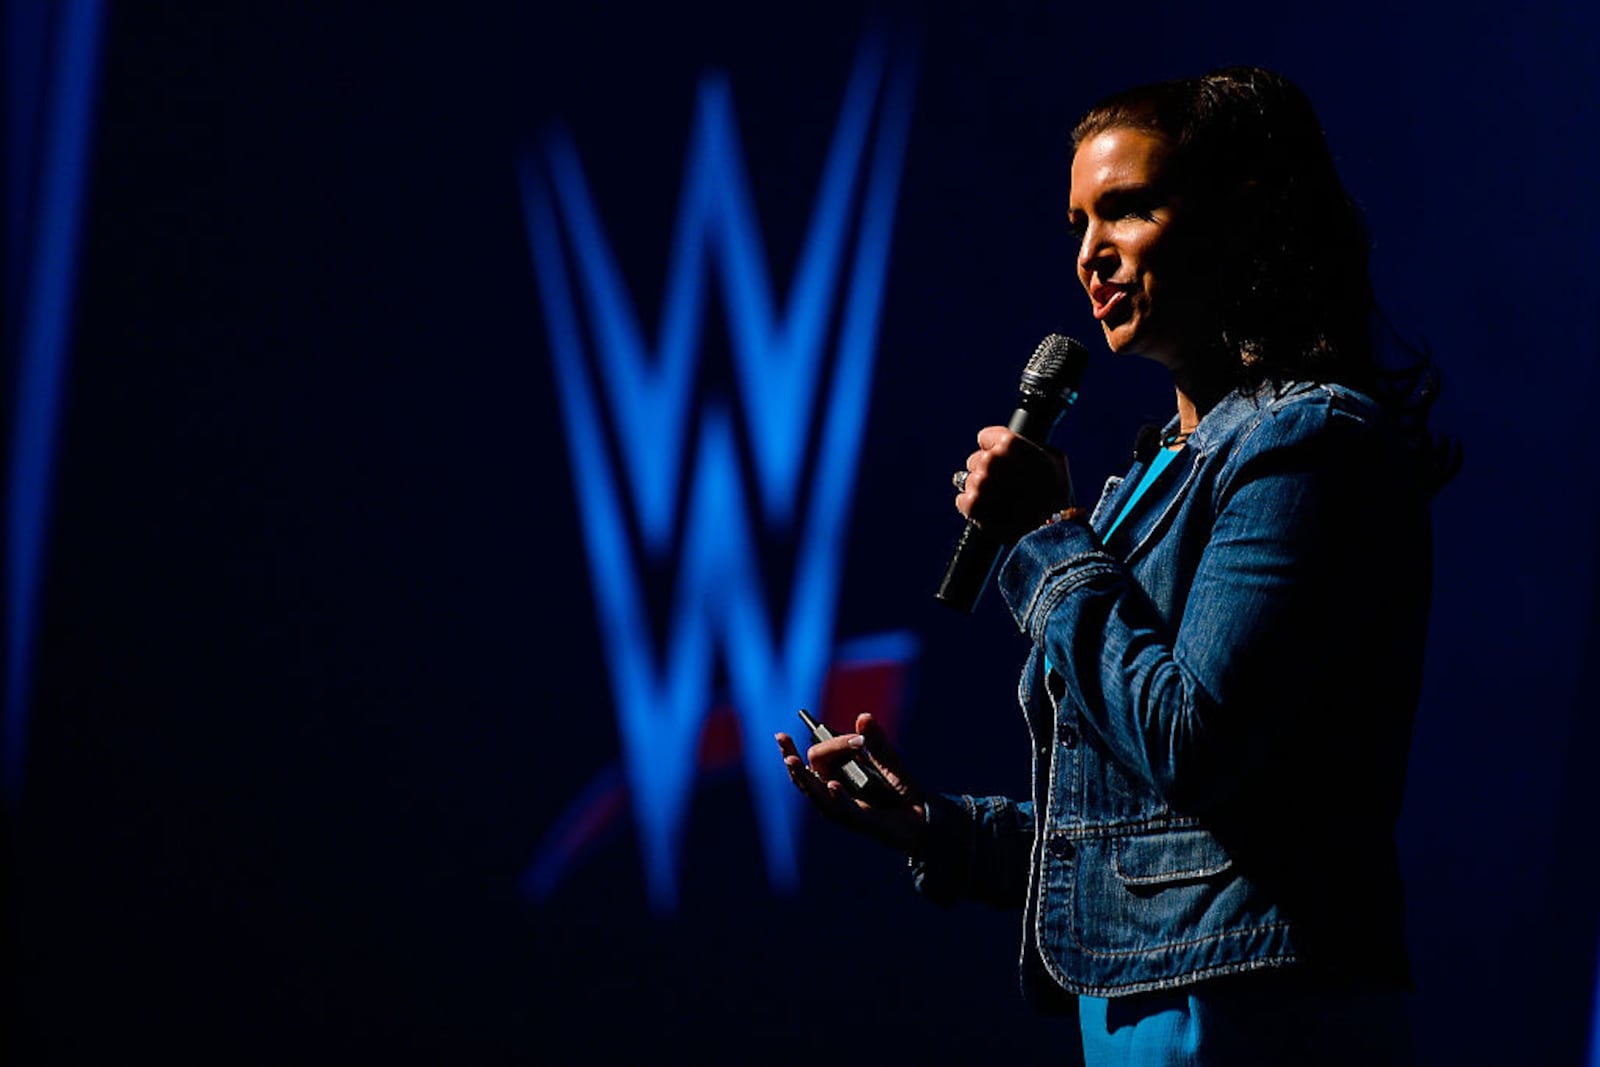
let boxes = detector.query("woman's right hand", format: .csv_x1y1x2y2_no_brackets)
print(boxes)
774,712,928,854
957,425,1074,543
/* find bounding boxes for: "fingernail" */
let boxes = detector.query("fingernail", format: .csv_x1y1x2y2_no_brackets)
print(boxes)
846,734,866,748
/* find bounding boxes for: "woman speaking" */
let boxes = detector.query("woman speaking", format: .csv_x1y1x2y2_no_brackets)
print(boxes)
776,67,1448,1064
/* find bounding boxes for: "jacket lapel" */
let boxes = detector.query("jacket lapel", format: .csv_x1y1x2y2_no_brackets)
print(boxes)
1113,449,1203,566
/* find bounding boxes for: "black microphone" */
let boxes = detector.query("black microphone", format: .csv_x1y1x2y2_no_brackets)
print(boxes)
935,333,1090,613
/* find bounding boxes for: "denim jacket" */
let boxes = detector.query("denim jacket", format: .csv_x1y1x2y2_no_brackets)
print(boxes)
911,381,1430,1006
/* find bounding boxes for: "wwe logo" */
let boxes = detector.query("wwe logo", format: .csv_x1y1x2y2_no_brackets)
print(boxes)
520,34,917,911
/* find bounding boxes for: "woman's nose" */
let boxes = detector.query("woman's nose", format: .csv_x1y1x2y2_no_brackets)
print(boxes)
1076,222,1114,277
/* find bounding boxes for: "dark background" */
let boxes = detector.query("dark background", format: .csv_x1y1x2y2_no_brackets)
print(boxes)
8,1,1600,1063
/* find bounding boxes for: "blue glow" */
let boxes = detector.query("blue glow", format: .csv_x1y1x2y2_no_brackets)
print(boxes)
521,763,627,901
521,34,917,910
835,630,919,665
1590,931,1600,1067
5,0,106,804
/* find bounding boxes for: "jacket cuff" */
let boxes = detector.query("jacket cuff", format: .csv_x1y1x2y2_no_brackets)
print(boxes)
908,792,1033,908
998,519,1119,643
907,792,974,906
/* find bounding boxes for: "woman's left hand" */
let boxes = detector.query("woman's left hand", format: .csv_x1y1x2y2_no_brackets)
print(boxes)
957,426,1074,542
775,713,928,853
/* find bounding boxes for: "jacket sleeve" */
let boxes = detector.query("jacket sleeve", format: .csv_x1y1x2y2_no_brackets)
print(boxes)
908,792,1035,908
995,393,1393,812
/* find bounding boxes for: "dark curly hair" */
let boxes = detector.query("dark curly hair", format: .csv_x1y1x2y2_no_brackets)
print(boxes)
1073,67,1456,488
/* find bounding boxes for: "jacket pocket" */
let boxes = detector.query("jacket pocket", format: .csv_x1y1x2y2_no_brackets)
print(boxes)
1113,828,1233,888
1055,828,1276,964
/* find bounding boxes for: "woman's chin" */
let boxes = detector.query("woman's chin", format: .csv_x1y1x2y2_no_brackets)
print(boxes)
1101,324,1152,360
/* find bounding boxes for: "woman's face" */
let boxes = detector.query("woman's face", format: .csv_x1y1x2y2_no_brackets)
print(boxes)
1069,127,1210,371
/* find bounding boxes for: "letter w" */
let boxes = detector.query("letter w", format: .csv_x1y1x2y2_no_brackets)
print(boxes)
520,36,915,911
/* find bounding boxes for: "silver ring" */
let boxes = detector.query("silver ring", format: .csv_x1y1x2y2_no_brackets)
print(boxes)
952,469,969,492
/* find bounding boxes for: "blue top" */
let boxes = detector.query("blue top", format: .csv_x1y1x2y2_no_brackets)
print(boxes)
1104,442,1181,540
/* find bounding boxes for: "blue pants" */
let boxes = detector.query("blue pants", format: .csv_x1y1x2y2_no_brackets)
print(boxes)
1078,987,1414,1066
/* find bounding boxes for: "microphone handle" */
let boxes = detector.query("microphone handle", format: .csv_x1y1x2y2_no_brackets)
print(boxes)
934,404,1062,613
934,520,1006,613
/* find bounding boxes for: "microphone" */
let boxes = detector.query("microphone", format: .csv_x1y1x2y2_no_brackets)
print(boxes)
935,333,1090,613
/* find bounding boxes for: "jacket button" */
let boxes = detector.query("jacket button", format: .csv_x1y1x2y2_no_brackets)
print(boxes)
1048,837,1075,860
1057,722,1078,748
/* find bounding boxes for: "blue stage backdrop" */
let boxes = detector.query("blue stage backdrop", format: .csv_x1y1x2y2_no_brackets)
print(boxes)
6,2,1599,1064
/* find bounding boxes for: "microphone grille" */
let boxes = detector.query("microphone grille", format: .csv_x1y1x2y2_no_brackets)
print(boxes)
1021,334,1089,398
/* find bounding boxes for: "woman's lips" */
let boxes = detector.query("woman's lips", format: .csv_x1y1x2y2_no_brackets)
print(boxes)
1091,285,1127,322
